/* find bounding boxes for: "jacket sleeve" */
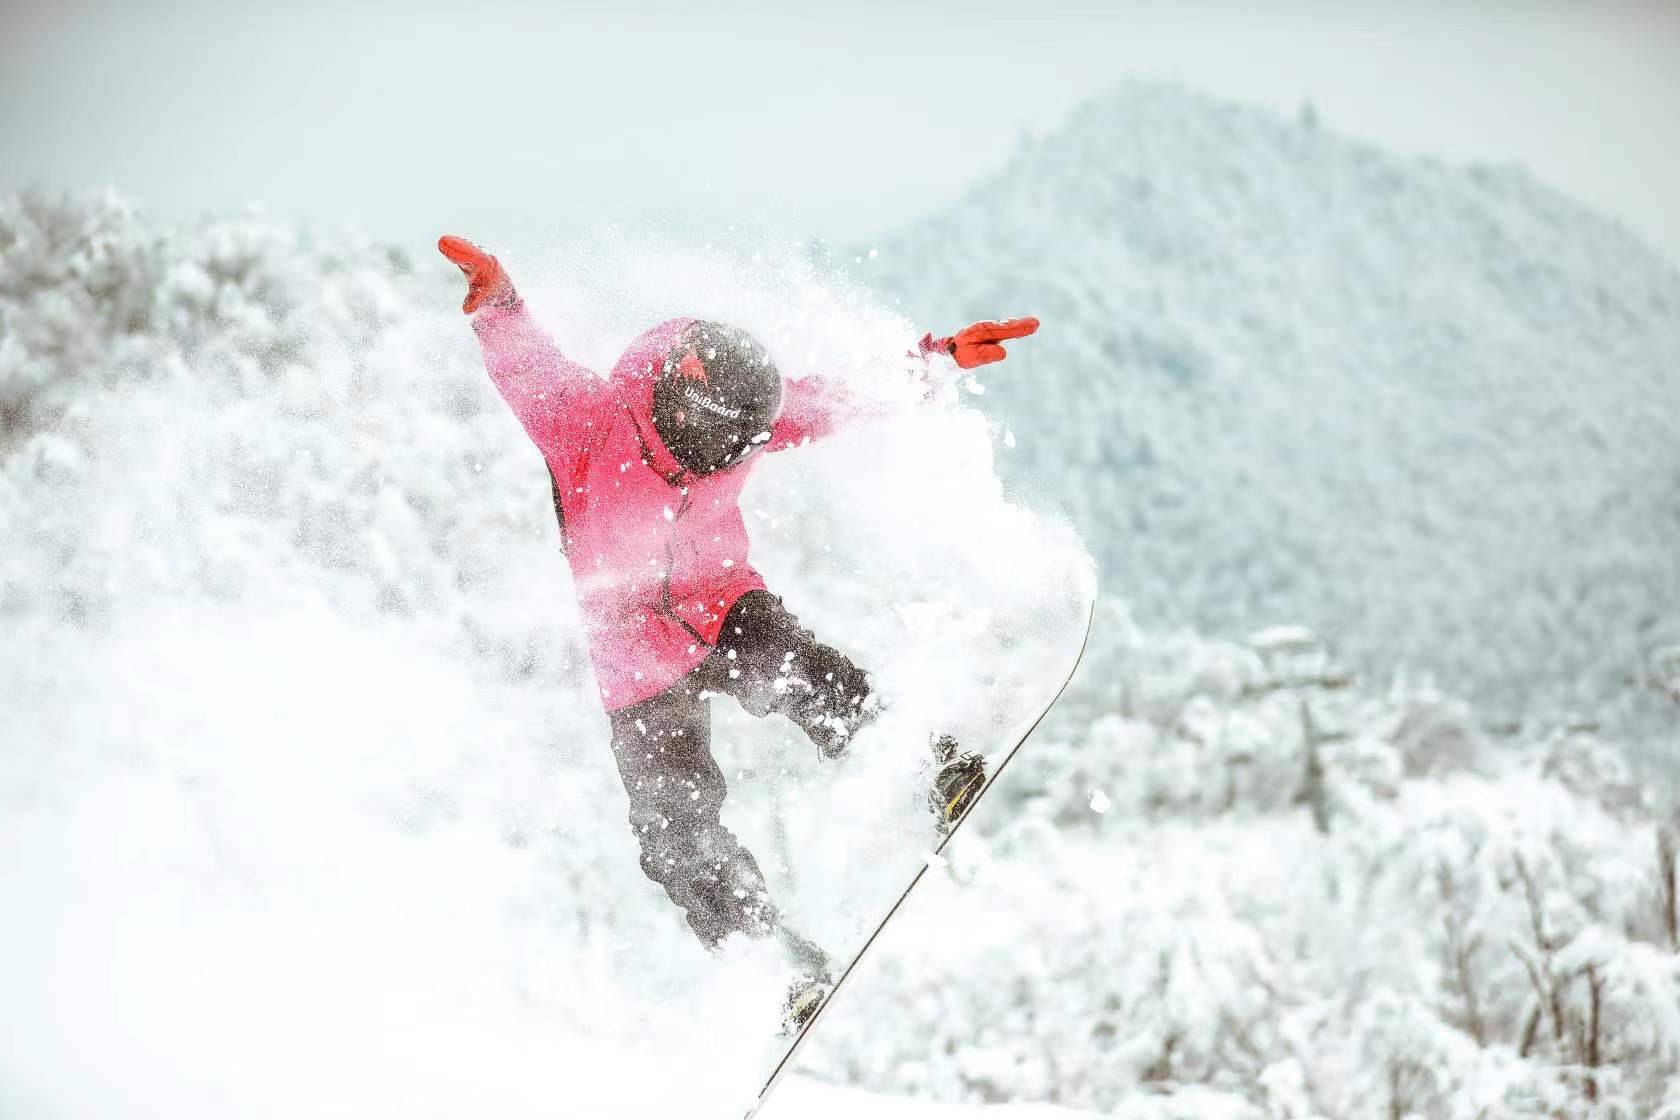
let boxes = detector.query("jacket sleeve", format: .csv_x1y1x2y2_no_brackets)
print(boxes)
764,373,891,453
470,302,605,452
765,336,959,453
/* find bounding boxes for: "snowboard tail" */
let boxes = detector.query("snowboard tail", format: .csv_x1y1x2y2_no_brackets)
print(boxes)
748,598,1098,1117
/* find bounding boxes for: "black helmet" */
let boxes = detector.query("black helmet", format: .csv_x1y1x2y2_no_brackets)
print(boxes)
652,321,783,475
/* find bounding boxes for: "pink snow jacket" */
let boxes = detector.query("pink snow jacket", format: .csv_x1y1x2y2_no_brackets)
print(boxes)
470,304,871,711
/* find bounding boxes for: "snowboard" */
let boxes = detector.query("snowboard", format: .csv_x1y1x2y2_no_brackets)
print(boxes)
747,597,1098,1118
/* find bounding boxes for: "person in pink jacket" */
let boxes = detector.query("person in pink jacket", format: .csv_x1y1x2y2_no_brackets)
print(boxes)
440,235,1038,1023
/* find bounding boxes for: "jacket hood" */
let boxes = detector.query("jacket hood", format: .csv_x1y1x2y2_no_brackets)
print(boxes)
609,317,697,482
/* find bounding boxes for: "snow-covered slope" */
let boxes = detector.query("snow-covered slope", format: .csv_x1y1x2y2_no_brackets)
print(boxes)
854,82,1680,744
3,151,1678,1120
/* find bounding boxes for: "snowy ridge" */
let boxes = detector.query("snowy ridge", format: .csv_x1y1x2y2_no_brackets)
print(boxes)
852,81,1680,753
2,174,1678,1120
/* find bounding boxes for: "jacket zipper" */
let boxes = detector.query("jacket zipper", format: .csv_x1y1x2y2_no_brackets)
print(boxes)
626,405,711,648
658,486,711,647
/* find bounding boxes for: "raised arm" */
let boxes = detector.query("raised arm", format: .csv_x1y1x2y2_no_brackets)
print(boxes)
439,235,601,450
764,316,1041,454
763,372,867,452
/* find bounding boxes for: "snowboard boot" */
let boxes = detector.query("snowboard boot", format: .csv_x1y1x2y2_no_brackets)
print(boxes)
929,733,987,835
776,925,834,1036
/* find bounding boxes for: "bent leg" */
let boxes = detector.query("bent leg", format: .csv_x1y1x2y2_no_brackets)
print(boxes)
710,589,879,759
607,681,778,947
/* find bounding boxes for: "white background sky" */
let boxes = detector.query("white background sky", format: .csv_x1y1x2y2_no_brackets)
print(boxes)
3,0,1678,263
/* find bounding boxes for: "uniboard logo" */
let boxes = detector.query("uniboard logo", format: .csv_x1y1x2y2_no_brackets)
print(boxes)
683,383,742,420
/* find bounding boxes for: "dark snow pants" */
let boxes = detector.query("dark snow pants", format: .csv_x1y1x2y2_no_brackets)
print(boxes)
607,590,876,950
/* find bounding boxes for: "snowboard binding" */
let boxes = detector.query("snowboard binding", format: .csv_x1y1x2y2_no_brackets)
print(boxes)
782,974,831,1036
929,734,986,835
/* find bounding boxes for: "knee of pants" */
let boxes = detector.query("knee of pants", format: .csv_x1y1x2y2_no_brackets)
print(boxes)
793,666,879,755
775,642,868,707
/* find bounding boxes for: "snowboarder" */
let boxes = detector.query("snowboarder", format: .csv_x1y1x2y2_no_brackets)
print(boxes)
439,235,1038,1026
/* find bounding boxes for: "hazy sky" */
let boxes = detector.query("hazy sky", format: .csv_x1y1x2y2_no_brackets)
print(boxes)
4,0,1678,262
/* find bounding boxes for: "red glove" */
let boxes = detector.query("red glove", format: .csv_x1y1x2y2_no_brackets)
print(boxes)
437,235,518,314
918,317,1040,369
